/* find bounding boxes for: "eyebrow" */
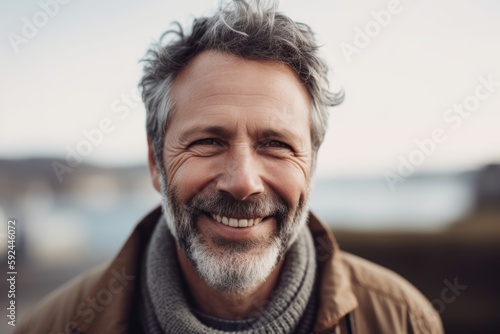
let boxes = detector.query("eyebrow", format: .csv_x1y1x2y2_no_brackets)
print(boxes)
258,128,297,142
181,125,234,140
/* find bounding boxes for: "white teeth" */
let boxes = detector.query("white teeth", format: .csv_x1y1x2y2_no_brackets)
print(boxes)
211,214,266,228
229,218,238,227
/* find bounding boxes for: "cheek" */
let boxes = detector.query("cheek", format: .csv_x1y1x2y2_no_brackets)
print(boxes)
167,157,219,203
263,160,309,209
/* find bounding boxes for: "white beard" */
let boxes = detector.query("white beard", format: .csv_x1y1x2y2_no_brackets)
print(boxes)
186,231,281,292
157,168,310,293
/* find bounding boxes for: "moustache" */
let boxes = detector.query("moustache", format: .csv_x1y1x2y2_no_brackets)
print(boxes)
185,190,289,221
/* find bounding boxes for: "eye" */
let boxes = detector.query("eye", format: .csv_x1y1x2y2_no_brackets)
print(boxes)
190,138,220,146
263,140,292,150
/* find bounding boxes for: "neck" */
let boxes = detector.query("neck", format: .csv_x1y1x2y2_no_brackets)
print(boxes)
176,245,284,320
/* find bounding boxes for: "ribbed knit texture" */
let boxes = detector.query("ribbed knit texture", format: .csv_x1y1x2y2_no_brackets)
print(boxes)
139,217,318,334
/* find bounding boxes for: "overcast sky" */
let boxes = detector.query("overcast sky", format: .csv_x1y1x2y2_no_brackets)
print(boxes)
1,0,499,178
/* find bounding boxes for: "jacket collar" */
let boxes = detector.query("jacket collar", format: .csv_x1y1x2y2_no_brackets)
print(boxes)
69,206,358,333
308,213,358,332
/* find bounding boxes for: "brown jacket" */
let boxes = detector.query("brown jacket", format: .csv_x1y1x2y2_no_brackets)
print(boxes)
15,207,443,334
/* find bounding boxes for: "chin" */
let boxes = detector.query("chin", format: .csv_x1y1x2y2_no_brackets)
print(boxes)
185,233,281,293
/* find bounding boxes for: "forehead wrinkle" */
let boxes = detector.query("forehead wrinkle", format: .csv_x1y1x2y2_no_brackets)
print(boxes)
190,92,287,106
173,55,309,107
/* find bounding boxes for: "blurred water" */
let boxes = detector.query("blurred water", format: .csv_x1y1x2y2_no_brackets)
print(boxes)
310,174,474,231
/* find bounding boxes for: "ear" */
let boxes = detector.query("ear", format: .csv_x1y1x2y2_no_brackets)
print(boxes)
147,137,162,193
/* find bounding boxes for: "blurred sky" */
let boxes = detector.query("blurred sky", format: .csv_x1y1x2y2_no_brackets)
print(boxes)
1,0,499,178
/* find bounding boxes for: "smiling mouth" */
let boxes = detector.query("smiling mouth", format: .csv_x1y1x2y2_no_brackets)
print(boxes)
209,213,269,228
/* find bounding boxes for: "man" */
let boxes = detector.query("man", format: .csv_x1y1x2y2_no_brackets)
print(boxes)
16,1,443,333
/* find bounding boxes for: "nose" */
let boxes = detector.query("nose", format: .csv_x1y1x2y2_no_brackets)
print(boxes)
216,147,264,201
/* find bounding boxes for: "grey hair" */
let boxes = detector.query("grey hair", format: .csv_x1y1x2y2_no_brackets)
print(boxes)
139,0,343,169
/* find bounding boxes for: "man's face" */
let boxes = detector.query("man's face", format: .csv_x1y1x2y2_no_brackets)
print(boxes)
149,50,313,292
